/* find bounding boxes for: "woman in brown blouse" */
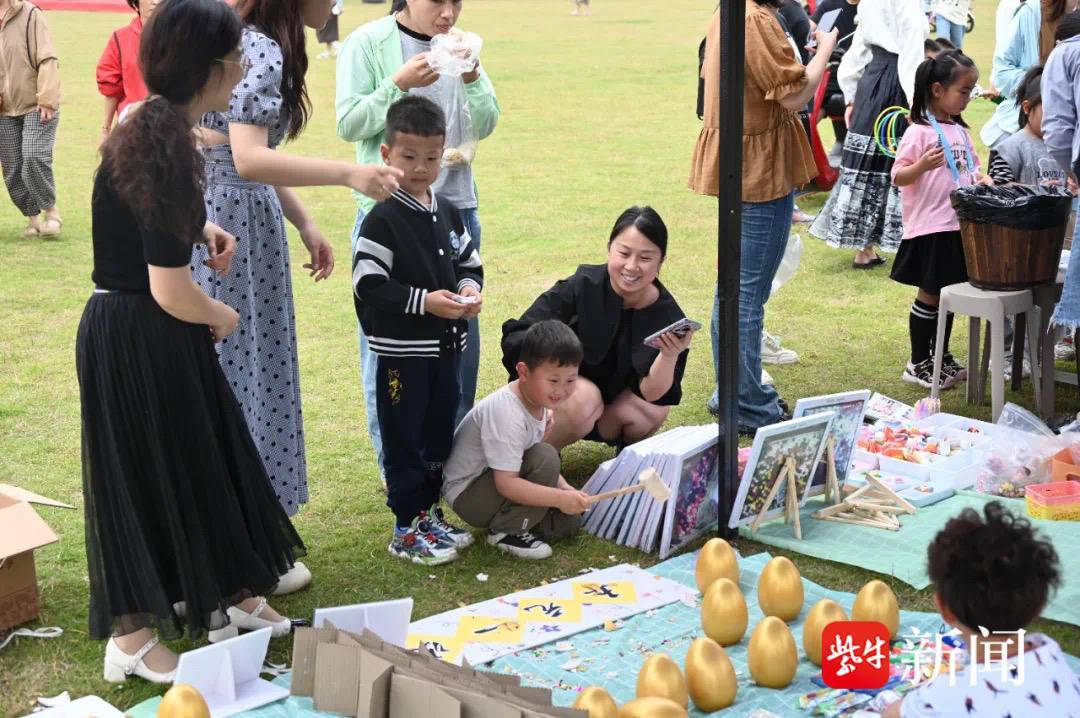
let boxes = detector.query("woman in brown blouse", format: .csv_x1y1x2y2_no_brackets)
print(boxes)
691,1,835,433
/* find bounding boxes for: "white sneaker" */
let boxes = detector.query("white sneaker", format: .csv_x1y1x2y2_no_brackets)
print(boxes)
762,367,774,386
226,597,291,638
762,331,799,365
103,636,176,684
272,561,312,596
1002,358,1032,382
1056,339,1076,361
331,41,341,56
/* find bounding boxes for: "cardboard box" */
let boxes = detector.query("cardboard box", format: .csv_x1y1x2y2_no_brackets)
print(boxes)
0,485,72,632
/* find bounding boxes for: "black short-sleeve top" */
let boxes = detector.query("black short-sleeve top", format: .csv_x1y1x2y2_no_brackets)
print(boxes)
90,162,204,292
500,264,690,406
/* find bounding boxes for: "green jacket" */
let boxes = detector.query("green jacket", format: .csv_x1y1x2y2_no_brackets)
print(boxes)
335,14,500,210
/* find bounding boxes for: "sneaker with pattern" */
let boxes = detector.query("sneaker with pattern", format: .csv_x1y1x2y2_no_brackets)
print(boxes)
423,504,474,550
902,359,953,390
389,517,458,566
941,354,967,385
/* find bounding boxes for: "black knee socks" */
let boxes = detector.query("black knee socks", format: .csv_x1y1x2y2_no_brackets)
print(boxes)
909,299,954,364
909,299,938,364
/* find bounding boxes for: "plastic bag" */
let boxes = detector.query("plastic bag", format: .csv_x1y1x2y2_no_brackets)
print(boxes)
427,30,483,168
771,233,802,294
950,184,1073,230
974,435,1064,497
996,402,1056,437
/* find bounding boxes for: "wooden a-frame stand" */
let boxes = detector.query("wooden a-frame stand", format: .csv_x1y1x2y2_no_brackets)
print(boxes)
812,450,918,530
750,456,802,539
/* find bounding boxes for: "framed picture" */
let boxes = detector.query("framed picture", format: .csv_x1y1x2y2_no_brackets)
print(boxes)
793,390,872,497
728,413,834,529
864,392,913,424
659,433,719,559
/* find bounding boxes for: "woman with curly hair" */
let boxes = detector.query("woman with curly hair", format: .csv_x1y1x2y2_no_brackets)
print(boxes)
79,0,305,684
192,0,402,567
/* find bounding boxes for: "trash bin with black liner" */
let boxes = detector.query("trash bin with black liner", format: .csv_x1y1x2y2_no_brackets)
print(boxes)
951,184,1074,290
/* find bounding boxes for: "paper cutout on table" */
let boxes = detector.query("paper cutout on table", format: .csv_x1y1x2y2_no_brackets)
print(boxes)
516,598,583,624
408,564,691,666
455,616,526,644
572,580,637,604
405,633,464,663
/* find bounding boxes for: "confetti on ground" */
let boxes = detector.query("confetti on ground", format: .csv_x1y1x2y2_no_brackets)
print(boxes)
607,555,617,561
560,659,583,672
603,620,622,632
476,573,489,582
428,574,436,580
555,641,575,652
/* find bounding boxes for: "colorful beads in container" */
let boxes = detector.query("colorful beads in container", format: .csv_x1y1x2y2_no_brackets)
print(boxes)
974,454,1034,498
857,425,974,465
1025,481,1080,520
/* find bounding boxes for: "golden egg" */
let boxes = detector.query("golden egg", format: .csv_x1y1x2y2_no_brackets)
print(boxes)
572,686,619,718
158,684,211,718
802,599,849,666
617,697,688,718
685,637,737,711
695,538,740,593
701,577,748,646
747,616,798,688
757,556,804,622
635,653,688,708
852,580,900,639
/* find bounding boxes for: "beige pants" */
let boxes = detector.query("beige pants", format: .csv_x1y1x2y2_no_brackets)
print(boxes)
452,443,581,540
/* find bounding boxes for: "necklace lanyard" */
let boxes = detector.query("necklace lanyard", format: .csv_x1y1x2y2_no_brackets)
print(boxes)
927,115,976,185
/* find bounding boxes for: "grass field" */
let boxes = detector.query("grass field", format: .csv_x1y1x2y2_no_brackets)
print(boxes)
0,0,1077,714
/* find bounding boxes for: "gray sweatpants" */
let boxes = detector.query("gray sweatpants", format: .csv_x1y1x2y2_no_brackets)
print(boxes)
452,443,582,541
0,110,57,217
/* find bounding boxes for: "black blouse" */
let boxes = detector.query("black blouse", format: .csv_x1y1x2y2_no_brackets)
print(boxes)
500,264,690,406
90,163,203,292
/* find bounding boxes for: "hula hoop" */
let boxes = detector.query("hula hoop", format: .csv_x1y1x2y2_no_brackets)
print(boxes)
873,105,908,158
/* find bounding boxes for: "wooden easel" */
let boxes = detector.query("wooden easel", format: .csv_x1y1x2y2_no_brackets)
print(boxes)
751,456,802,539
813,473,917,531
822,437,842,507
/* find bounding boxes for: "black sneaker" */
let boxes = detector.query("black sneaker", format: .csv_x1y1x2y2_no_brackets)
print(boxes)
941,354,967,386
902,359,951,390
487,530,552,560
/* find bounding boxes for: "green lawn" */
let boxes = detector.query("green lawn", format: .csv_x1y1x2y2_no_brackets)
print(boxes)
0,0,1077,714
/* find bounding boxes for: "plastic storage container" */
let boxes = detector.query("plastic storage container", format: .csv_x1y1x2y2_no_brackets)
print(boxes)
1025,481,1080,521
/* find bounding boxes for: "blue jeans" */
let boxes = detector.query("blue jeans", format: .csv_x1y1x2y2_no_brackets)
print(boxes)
935,15,965,49
709,288,720,413
351,205,482,474
737,192,794,428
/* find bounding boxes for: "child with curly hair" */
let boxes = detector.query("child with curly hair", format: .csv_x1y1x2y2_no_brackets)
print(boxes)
883,502,1078,717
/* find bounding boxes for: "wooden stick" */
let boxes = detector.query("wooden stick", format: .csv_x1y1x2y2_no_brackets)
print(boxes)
865,474,918,514
587,483,645,505
786,457,802,540
824,438,842,506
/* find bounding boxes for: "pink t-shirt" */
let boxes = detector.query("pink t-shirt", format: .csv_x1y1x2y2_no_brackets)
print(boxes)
892,121,981,240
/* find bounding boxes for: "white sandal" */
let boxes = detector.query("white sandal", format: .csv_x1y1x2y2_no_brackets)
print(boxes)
103,635,176,684
39,216,62,237
226,597,291,638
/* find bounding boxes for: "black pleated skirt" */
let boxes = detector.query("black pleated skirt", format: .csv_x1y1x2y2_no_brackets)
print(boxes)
76,291,306,641
890,231,970,294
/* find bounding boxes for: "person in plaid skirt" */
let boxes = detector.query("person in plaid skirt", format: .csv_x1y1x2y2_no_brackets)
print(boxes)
0,0,61,237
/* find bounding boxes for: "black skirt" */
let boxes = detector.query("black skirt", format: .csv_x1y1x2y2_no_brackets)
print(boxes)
76,292,306,641
890,231,970,294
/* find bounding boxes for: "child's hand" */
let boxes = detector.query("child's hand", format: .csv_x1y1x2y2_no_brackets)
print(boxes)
459,286,483,317
424,289,469,320
557,489,591,516
976,173,994,186
202,221,236,276
918,145,946,172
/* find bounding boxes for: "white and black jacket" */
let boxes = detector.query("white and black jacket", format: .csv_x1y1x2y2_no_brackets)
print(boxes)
352,189,483,358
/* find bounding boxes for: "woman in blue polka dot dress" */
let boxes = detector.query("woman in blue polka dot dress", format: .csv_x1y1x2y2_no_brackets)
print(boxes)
193,0,402,566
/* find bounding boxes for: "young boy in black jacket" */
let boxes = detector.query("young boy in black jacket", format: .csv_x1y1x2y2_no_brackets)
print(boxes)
353,96,483,566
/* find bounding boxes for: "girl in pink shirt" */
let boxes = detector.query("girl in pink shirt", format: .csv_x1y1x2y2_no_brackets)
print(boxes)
891,50,991,389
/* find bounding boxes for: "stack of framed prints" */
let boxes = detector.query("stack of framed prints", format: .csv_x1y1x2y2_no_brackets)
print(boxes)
581,424,717,558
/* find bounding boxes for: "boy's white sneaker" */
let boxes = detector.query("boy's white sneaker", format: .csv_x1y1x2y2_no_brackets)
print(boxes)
487,530,552,560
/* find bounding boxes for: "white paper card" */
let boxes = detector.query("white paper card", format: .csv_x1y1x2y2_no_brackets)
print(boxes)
312,597,413,647
25,696,124,718
173,628,289,717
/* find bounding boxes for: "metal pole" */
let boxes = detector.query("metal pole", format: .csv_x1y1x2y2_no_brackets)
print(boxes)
717,0,744,538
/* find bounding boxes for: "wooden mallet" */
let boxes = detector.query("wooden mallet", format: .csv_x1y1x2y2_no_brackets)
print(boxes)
586,467,671,506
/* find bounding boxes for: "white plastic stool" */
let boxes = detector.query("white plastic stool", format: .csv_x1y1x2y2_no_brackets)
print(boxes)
931,282,1041,422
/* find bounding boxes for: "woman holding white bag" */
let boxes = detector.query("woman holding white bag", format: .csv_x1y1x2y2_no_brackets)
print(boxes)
336,0,500,490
